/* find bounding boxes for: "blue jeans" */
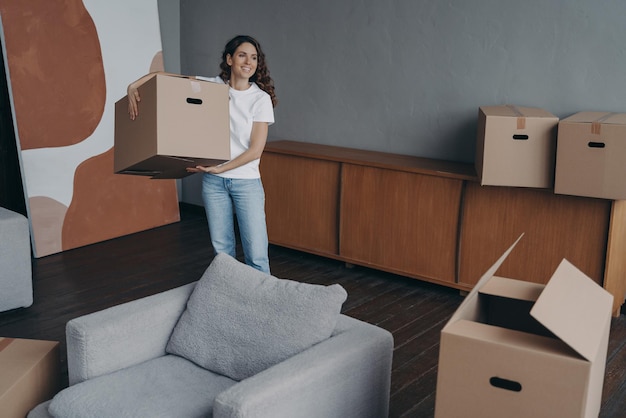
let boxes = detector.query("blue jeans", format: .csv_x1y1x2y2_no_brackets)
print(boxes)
201,174,270,273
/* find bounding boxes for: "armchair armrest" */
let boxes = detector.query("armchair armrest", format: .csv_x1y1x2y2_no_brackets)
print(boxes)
66,282,195,385
214,315,393,418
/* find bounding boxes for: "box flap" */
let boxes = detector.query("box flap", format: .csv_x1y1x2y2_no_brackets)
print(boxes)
445,319,575,357
561,111,609,124
480,105,556,119
530,259,613,361
601,112,626,125
444,234,524,329
479,276,544,302
562,111,626,125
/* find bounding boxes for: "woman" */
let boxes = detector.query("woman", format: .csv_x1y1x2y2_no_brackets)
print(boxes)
128,35,277,273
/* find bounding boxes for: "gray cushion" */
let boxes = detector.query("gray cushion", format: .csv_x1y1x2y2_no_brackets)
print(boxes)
27,401,53,418
47,355,236,418
166,253,348,381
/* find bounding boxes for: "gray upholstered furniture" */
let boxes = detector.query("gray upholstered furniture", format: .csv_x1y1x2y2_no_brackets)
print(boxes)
29,253,393,418
0,206,32,312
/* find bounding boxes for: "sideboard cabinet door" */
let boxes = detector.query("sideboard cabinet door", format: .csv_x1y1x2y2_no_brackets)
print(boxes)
261,152,341,256
458,182,611,288
339,164,463,284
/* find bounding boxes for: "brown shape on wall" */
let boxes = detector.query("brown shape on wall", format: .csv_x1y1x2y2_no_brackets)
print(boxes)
150,51,164,73
62,147,180,251
1,0,180,257
29,196,68,256
0,0,105,150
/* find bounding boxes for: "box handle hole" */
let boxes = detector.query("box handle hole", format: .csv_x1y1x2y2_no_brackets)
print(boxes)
512,134,529,140
588,141,605,148
186,98,203,105
490,376,522,392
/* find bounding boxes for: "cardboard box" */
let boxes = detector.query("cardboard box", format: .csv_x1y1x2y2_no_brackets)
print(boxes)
0,338,60,418
114,74,230,179
554,111,626,200
475,105,559,188
434,235,613,418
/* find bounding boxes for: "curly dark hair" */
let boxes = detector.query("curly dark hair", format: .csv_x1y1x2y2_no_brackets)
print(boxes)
219,35,277,107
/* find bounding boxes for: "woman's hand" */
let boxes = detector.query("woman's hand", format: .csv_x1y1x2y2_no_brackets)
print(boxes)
127,82,141,120
186,164,224,174
186,122,268,175
127,72,183,120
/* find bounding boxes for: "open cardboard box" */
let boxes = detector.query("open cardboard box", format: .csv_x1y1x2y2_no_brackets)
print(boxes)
114,74,230,179
435,235,613,418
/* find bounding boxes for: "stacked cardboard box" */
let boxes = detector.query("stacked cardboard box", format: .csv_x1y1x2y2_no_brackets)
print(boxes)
475,105,559,189
555,111,626,200
475,106,626,199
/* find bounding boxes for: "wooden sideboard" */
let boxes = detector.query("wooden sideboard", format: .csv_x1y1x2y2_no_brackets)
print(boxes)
260,140,626,316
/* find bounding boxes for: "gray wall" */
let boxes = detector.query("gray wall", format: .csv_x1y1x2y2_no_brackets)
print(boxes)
177,0,626,204
158,0,180,74
158,0,182,198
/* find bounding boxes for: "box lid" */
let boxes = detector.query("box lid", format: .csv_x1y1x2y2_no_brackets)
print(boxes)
562,111,626,126
480,105,557,119
530,259,613,362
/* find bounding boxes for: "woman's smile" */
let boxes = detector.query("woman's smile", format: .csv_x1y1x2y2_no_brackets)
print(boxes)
227,42,258,84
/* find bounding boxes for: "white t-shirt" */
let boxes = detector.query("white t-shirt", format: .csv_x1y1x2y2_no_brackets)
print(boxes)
197,76,274,179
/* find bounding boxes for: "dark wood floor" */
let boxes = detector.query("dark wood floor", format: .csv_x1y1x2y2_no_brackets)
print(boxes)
1,204,626,417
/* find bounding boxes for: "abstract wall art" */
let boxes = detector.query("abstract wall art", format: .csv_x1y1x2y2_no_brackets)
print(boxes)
0,0,179,257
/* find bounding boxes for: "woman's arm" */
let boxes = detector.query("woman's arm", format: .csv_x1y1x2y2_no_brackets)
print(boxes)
186,122,269,174
127,71,186,120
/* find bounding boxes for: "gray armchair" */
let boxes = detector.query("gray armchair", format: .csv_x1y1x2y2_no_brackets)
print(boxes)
29,254,393,418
